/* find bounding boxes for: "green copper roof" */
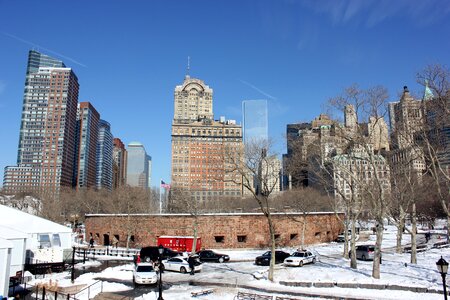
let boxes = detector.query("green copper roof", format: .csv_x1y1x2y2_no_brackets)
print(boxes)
423,80,434,101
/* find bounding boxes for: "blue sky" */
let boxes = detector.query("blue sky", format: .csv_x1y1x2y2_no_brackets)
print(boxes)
0,0,449,188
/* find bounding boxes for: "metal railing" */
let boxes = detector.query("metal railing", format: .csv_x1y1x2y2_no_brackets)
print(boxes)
25,280,103,300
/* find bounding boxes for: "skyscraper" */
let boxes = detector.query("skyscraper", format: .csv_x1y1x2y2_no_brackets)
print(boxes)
113,138,127,189
96,119,113,190
171,75,243,203
3,50,79,196
388,86,426,177
126,142,150,189
242,100,268,145
75,102,100,189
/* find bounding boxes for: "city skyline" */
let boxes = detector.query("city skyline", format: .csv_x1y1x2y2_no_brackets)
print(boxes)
1,1,450,188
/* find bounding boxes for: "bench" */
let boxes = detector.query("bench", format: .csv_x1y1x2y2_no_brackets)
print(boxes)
404,244,427,253
191,288,214,297
234,291,273,300
433,241,449,248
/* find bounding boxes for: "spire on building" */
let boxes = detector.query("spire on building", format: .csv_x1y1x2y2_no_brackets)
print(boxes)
185,56,190,79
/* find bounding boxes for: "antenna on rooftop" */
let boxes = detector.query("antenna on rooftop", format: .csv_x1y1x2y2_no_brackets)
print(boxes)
186,56,190,78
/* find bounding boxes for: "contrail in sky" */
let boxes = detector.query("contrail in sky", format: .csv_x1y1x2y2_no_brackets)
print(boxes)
3,32,87,68
239,79,277,100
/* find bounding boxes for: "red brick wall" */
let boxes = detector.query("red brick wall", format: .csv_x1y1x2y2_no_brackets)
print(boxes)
85,212,343,249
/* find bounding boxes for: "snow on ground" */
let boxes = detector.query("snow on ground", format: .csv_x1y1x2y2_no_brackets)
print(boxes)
24,223,450,300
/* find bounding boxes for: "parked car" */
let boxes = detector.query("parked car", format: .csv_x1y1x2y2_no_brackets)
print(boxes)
133,263,158,285
161,257,202,273
283,250,316,267
255,250,290,266
136,246,181,263
349,245,381,261
336,230,356,242
197,250,230,263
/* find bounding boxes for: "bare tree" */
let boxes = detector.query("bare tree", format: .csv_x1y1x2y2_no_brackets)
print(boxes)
224,138,281,281
98,186,151,248
416,64,450,240
277,188,333,249
325,84,391,278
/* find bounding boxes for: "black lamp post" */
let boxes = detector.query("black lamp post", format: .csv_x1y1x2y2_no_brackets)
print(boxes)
158,244,164,300
436,256,449,300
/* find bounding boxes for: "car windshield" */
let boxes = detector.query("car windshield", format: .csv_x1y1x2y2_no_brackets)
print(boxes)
292,252,305,257
137,265,154,272
262,251,271,256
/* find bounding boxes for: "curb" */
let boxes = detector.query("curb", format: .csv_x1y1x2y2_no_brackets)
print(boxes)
280,281,442,295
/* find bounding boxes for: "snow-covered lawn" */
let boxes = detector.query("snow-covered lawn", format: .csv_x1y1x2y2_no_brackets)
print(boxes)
25,224,449,299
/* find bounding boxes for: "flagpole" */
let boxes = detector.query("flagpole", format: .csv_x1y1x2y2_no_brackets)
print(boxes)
159,178,162,214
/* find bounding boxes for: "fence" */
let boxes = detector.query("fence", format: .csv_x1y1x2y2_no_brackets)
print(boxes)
26,280,103,300
74,247,139,259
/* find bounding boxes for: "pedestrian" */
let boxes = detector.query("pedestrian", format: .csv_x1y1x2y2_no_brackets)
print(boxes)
112,236,119,248
188,255,195,275
425,231,431,243
89,237,94,248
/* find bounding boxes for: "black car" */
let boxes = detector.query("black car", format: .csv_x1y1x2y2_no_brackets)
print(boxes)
136,246,180,263
255,250,290,266
197,250,230,263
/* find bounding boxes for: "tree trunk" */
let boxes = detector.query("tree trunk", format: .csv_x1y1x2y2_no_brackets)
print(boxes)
350,219,357,269
191,218,199,255
396,208,406,254
410,203,417,264
372,221,383,279
300,215,306,250
268,213,276,282
447,214,450,244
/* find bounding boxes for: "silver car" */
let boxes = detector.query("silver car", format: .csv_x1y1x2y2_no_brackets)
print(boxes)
349,245,380,261
162,257,202,273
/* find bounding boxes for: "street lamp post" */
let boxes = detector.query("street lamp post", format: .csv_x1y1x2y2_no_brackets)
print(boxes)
436,256,449,300
158,244,164,300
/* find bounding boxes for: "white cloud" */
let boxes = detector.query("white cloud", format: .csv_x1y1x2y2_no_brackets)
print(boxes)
300,0,450,27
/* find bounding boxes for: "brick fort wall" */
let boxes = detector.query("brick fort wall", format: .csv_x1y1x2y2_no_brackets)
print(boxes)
85,212,343,249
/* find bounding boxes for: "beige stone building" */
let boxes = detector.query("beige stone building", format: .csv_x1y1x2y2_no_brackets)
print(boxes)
171,76,243,204
388,86,426,177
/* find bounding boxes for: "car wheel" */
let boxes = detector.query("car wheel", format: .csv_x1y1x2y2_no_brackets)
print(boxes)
219,257,224,263
312,258,316,264
299,261,304,267
180,266,187,273
362,255,366,261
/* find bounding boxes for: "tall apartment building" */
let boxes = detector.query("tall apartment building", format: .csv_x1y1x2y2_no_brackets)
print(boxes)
96,120,113,190
3,50,79,196
126,142,150,189
75,102,100,189
113,138,127,189
242,100,268,144
171,75,243,203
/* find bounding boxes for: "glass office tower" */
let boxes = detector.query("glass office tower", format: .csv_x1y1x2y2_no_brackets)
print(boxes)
242,100,268,145
126,142,150,189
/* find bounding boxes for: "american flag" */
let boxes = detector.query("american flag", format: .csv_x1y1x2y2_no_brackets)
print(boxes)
160,180,171,189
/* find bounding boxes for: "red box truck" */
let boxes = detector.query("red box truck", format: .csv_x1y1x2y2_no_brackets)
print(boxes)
157,236,202,252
